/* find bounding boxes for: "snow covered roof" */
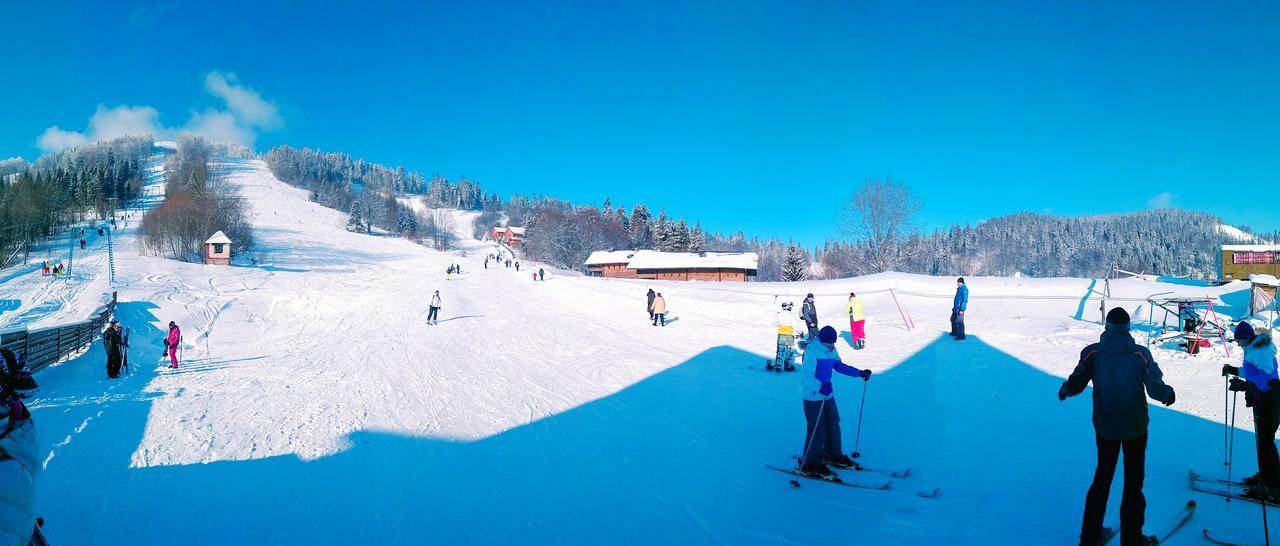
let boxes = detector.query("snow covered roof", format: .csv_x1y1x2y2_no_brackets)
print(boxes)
1251,274,1279,287
625,250,759,271
507,226,526,235
584,250,636,266
205,231,232,244
1223,245,1280,252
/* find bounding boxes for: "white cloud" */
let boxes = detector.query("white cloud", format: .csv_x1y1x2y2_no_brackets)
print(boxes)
35,72,282,153
1147,192,1175,209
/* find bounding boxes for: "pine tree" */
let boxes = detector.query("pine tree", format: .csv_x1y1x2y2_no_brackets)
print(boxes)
347,201,364,232
782,244,809,282
629,204,653,248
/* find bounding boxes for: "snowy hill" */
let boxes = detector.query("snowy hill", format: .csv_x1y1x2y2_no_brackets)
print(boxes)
15,155,1280,544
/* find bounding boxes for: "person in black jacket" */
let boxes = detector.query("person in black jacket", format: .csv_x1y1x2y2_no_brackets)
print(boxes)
800,293,818,340
1059,308,1175,546
102,321,127,379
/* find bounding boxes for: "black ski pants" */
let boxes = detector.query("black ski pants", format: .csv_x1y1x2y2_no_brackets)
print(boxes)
1254,389,1280,489
427,307,439,322
950,310,966,339
801,397,842,466
106,353,123,378
1080,433,1146,546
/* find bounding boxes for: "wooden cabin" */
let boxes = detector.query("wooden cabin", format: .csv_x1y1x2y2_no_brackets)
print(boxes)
1222,245,1280,281
585,251,637,278
583,250,758,282
489,226,527,247
204,231,232,265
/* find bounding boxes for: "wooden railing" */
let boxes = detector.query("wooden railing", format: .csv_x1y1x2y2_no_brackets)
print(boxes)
0,291,116,372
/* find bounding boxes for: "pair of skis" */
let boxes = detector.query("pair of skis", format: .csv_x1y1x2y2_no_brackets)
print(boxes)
1190,470,1274,546
1097,499,1196,545
769,456,938,498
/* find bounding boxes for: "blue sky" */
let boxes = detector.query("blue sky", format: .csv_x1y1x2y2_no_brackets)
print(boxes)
3,1,1278,246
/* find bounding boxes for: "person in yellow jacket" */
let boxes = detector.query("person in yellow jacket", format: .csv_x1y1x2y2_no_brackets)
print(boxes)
770,302,801,372
845,292,866,350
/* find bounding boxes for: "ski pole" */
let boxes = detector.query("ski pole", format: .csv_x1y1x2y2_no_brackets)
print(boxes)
1228,390,1239,501
852,379,868,459
1226,376,1231,466
801,398,827,468
1262,486,1271,546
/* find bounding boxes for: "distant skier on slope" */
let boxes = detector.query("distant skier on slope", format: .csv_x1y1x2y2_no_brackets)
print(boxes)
950,278,968,340
0,348,43,546
1058,307,1175,546
845,292,866,350
769,302,801,372
651,293,667,327
646,289,656,321
797,326,871,478
428,291,442,325
1221,321,1280,500
103,321,126,379
166,322,181,369
538,268,545,281
800,293,818,340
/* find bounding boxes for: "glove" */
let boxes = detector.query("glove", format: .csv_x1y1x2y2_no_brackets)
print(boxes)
1229,378,1249,392
1223,364,1240,377
859,369,872,381
1164,389,1176,407
819,383,833,397
1057,383,1068,401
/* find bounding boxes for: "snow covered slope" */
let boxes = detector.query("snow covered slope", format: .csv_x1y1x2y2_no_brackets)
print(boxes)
21,156,1280,544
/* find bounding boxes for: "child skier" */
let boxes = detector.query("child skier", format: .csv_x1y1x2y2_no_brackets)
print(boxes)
1222,321,1280,500
770,302,801,372
428,291,442,325
1059,308,1175,546
166,322,181,369
845,292,866,349
798,326,872,478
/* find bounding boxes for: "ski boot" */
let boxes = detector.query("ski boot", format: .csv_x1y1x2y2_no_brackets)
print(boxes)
798,463,836,479
765,363,777,372
826,454,855,469
1243,482,1280,503
783,364,796,372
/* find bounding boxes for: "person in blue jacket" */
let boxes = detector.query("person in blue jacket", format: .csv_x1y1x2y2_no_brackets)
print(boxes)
1223,321,1280,500
797,326,872,478
950,277,969,340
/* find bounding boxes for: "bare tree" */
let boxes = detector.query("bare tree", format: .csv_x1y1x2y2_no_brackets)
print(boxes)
839,179,920,274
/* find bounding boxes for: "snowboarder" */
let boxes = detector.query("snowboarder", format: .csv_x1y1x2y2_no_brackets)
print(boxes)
0,348,43,546
771,302,801,372
950,278,968,340
1221,321,1280,499
801,293,818,340
798,326,871,478
1058,307,1176,546
538,268,545,281
845,292,866,350
652,293,667,327
647,289,656,321
428,291,441,325
103,320,126,378
166,322,181,369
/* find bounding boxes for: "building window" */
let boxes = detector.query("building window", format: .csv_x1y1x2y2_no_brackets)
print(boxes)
1234,251,1277,265
213,243,225,254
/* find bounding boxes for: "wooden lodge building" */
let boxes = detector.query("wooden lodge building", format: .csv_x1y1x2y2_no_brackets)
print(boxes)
1221,245,1280,282
585,250,759,282
490,226,527,247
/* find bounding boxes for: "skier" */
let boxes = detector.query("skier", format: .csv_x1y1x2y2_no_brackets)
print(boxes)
646,289,656,321
539,268,545,281
102,320,126,379
427,291,442,325
798,326,871,478
845,292,866,350
0,348,42,546
515,261,521,272
950,278,968,340
801,293,819,340
1221,321,1280,500
1058,308,1176,546
770,302,801,372
652,293,667,327
166,322,181,369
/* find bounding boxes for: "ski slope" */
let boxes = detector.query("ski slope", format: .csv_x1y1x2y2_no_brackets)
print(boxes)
18,155,1280,544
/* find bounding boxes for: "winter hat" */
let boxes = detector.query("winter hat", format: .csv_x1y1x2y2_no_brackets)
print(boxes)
0,349,38,400
1105,308,1131,327
806,293,814,299
849,292,856,298
1235,321,1257,343
818,326,838,344
957,277,965,284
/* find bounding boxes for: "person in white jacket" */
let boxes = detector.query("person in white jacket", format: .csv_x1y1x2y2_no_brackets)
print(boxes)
797,326,872,478
428,291,442,325
770,302,802,372
0,349,40,546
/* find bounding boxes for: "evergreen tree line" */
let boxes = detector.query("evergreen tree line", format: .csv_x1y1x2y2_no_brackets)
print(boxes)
140,134,254,262
0,136,151,263
817,209,1247,280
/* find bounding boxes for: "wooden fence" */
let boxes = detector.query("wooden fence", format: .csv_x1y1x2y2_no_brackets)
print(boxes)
0,291,116,371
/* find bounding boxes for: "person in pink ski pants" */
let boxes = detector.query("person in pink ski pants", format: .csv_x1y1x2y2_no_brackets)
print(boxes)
166,322,181,369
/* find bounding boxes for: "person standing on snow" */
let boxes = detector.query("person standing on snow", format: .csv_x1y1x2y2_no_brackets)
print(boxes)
1222,321,1280,500
797,326,871,478
539,268,545,281
428,291,442,325
801,293,819,340
950,278,968,340
1058,308,1175,546
845,292,866,350
651,293,667,327
103,320,126,379
0,348,43,546
646,289,657,321
166,322,182,369
770,302,801,372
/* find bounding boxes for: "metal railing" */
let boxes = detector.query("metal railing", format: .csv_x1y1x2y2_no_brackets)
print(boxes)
0,291,116,372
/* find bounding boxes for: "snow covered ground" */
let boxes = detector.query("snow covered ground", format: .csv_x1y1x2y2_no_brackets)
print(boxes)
14,154,1280,544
